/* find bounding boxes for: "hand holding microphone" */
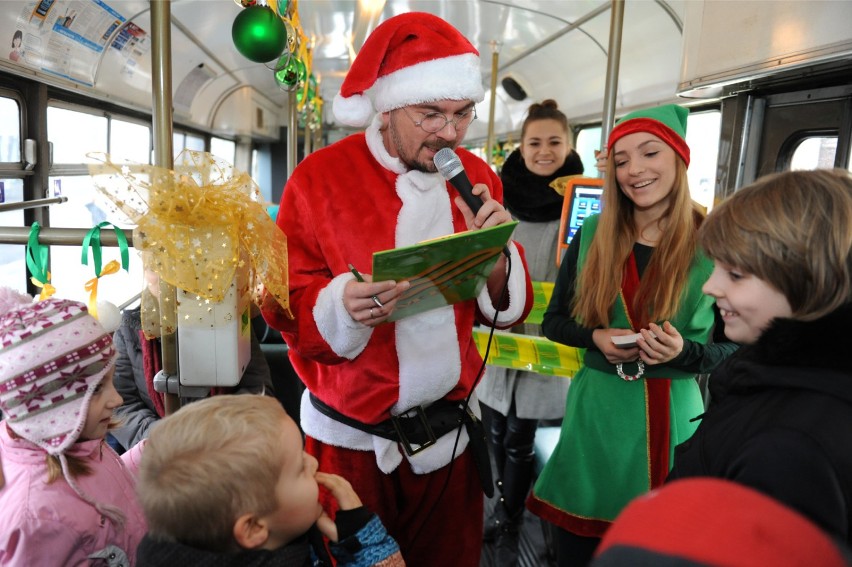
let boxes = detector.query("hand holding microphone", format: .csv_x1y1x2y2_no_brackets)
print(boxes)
435,148,512,259
434,148,511,229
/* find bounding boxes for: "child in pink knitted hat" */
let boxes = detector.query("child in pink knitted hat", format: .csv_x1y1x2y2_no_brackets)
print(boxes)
0,287,147,566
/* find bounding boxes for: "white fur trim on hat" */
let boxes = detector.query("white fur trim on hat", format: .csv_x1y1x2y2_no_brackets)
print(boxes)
333,92,376,128
373,53,484,113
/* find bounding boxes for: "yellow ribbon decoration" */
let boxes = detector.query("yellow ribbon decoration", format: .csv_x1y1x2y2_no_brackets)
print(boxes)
83,260,121,320
473,329,582,378
30,275,55,301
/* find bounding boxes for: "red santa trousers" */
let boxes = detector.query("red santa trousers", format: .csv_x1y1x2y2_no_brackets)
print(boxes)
306,435,484,567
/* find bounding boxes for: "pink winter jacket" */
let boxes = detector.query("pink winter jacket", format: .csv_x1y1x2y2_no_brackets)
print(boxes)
0,422,147,566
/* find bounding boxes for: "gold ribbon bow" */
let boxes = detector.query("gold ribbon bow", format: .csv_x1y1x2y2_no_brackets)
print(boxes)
84,260,121,320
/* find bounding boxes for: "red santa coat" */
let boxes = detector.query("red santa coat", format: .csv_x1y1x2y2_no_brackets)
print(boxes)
263,118,532,474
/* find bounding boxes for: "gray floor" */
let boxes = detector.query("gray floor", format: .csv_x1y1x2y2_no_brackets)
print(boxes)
478,423,559,567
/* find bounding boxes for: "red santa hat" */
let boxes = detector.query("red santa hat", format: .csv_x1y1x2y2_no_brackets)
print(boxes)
333,12,485,127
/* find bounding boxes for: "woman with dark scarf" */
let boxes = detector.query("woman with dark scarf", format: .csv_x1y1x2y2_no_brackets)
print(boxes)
477,99,584,565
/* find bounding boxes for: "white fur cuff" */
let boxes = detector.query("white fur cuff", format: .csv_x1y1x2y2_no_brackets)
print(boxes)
313,273,373,359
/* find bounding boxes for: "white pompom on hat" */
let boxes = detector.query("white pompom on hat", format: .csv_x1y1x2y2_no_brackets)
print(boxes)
333,12,485,127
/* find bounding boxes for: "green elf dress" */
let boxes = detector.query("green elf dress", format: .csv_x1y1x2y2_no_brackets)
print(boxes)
527,214,729,537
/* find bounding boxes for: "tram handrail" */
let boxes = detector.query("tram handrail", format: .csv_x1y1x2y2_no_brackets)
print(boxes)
0,197,68,213
0,226,135,246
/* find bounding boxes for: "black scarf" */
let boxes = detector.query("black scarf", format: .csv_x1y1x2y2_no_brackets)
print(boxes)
501,147,585,222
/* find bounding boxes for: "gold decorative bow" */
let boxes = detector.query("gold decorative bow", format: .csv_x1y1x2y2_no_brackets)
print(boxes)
87,151,292,328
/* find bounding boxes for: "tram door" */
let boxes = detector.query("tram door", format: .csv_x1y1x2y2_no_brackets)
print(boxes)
754,84,852,177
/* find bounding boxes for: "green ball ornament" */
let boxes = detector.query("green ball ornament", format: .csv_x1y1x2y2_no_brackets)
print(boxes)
232,6,287,63
274,55,305,89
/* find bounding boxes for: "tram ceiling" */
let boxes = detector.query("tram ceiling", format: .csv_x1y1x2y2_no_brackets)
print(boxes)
0,0,686,138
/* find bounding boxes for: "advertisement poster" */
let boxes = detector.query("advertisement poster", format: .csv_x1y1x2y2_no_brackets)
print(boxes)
3,0,149,87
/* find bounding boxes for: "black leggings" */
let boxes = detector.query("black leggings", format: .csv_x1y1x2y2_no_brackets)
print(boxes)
553,527,600,567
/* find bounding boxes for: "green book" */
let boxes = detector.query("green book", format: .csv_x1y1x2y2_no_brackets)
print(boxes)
372,221,518,322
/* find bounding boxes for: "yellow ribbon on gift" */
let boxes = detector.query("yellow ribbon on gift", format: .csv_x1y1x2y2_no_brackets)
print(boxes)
87,151,292,323
83,260,121,320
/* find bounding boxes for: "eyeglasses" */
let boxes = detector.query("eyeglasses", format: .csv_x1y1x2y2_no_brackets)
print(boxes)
399,106,477,133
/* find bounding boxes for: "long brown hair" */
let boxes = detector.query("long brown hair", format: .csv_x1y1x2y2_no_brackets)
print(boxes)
572,156,703,327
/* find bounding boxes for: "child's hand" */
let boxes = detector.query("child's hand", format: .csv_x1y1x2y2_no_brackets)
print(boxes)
314,472,363,542
316,472,362,510
638,321,683,365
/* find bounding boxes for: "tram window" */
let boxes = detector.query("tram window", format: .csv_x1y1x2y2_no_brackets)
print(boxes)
790,137,837,171
48,106,107,164
0,97,21,163
46,111,143,304
575,126,603,177
0,178,26,293
48,173,142,305
173,131,205,157
211,137,236,164
111,119,150,163
685,110,721,213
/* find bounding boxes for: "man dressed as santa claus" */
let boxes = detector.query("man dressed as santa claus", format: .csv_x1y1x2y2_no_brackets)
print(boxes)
262,12,532,567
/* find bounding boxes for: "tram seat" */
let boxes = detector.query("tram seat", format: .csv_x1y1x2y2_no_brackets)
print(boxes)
534,425,562,475
259,342,305,426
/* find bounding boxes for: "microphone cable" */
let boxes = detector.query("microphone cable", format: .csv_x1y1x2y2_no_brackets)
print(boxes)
407,251,512,550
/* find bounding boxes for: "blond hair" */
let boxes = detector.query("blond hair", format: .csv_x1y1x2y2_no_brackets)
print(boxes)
573,156,703,327
138,395,288,552
700,168,852,321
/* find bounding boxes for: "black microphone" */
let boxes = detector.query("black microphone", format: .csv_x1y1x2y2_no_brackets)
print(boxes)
434,147,483,214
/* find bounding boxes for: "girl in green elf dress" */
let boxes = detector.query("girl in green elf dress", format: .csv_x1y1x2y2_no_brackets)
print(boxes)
527,104,737,566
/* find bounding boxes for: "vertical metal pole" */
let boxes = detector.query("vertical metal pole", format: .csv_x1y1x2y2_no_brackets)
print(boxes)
287,93,298,177
150,0,180,415
485,41,500,167
599,0,625,171
303,105,312,156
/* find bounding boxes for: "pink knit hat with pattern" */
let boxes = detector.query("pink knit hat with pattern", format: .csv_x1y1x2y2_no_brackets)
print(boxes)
0,288,115,454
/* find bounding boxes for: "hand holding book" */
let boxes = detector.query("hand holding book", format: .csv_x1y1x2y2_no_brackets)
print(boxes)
371,221,518,322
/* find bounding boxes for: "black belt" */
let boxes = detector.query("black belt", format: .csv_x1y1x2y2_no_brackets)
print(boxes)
309,393,495,497
309,393,468,457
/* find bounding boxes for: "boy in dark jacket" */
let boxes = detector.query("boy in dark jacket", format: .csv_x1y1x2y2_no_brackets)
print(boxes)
669,168,852,546
136,395,404,566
